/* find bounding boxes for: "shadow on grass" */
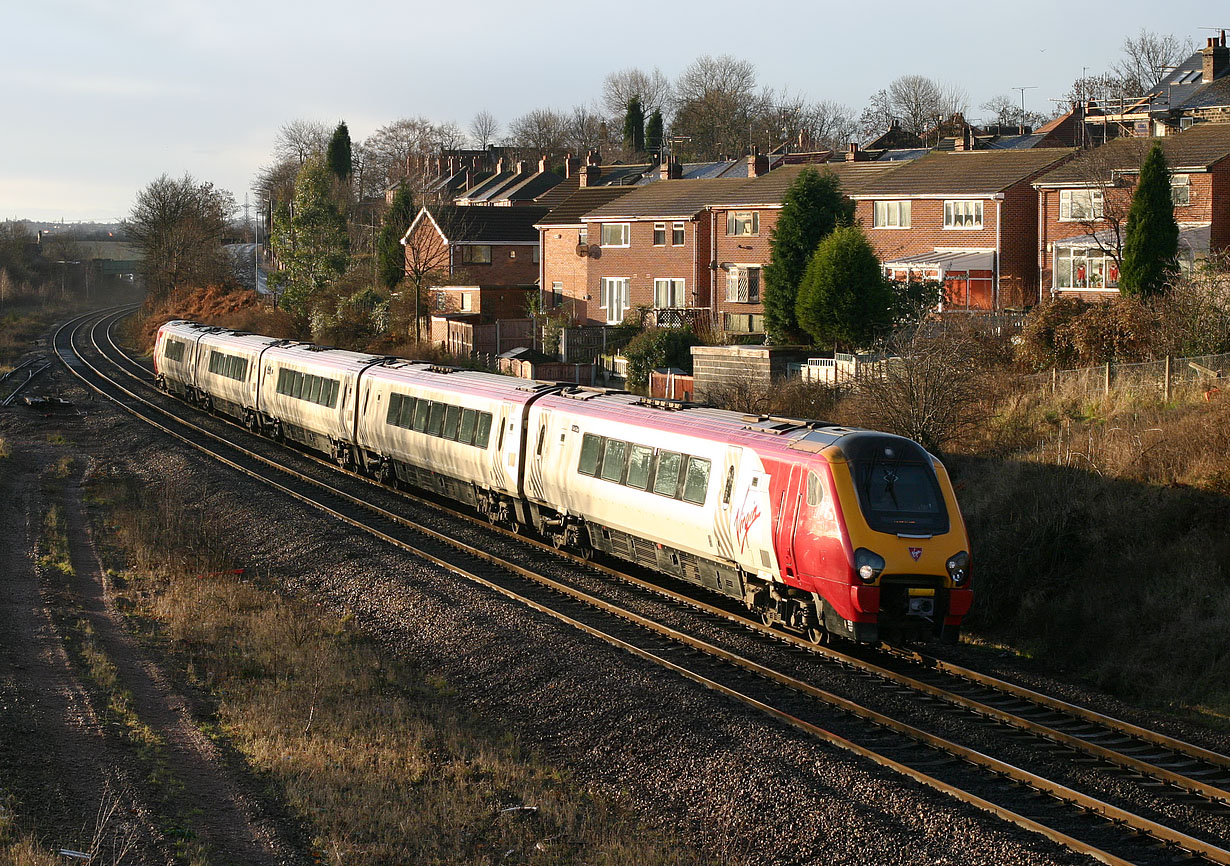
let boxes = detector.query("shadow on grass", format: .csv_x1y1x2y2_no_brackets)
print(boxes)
948,454,1230,716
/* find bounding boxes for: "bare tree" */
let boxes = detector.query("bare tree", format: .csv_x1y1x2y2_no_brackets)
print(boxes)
126,173,236,299
886,75,943,137
671,54,765,159
846,318,991,455
434,121,468,151
361,116,438,193
1050,138,1151,274
979,94,1049,130
565,104,608,155
804,99,859,151
507,108,569,157
1114,29,1195,96
858,88,896,139
273,119,330,165
602,67,673,119
470,110,500,149
937,81,970,118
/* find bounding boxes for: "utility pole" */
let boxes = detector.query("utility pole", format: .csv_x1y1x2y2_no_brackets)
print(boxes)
1012,86,1037,129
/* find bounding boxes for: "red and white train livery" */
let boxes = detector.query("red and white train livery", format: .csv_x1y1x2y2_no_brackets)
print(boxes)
154,320,971,644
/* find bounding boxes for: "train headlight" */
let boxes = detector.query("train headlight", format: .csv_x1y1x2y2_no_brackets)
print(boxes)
854,548,885,584
946,551,970,587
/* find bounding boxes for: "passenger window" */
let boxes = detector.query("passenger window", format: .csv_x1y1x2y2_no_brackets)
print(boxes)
806,471,824,507
653,451,682,497
413,399,430,432
626,445,652,490
475,413,492,448
723,465,736,505
427,402,445,436
398,395,416,428
536,423,547,456
292,372,305,400
458,409,476,445
386,393,403,425
578,433,602,475
682,457,711,505
600,440,628,482
443,405,461,440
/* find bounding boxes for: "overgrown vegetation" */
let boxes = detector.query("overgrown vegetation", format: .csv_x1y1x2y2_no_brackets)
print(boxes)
91,473,710,865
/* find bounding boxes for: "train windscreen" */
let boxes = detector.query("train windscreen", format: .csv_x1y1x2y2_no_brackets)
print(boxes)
842,435,949,536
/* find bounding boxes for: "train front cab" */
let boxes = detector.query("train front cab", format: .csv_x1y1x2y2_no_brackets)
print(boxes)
792,433,971,644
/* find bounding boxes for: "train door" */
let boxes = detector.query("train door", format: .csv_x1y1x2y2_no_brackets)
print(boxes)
526,408,551,501
718,446,743,558
772,464,805,582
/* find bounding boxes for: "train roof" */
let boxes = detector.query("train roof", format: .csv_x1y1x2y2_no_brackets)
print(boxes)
196,329,287,353
366,360,561,404
262,341,385,373
537,389,892,459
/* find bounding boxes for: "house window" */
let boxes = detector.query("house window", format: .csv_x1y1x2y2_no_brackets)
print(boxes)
1171,174,1190,206
653,222,666,245
672,222,685,245
726,211,759,236
600,223,630,247
550,281,563,308
600,277,630,324
532,245,540,263
653,278,685,308
1055,246,1119,290
1059,189,1104,221
872,200,911,228
578,227,588,246
943,200,983,229
460,245,491,264
725,266,760,303
460,292,472,312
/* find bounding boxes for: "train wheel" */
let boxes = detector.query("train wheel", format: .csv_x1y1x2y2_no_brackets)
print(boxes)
378,460,395,486
808,626,831,647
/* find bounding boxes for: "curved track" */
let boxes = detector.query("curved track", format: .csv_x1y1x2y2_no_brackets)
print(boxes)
56,308,1230,866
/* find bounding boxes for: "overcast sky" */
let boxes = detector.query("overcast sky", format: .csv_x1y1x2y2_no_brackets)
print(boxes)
2,0,1208,223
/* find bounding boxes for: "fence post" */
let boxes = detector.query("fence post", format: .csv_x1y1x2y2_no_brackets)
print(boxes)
1051,367,1057,394
1104,361,1111,395
1164,355,1171,402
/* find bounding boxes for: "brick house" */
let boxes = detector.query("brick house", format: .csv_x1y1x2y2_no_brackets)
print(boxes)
536,186,636,324
401,205,546,319
1032,122,1230,301
544,160,900,333
849,147,1075,310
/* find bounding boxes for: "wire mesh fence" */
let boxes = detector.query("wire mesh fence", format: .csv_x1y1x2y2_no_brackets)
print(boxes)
1027,352,1230,399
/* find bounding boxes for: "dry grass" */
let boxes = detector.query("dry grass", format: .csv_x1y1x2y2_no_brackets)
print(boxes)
91,473,709,865
0,437,10,460
930,382,1230,717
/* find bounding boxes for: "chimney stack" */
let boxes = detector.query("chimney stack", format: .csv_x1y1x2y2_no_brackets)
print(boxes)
659,157,682,180
563,153,580,177
1203,31,1229,83
578,164,600,188
516,159,528,174
955,126,975,152
846,142,869,162
495,158,505,174
747,147,769,177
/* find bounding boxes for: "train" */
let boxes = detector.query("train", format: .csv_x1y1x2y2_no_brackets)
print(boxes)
153,320,972,645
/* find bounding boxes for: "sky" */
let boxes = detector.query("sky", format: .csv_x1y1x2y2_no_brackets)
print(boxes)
1,0,1214,223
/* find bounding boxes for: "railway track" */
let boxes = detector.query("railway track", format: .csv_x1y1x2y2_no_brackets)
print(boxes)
57,307,1230,866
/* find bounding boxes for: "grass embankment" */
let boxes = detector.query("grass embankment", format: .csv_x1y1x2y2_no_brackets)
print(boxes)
89,471,708,865
946,383,1230,720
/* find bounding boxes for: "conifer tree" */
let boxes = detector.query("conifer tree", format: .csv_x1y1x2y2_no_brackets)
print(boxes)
623,97,645,154
762,168,853,343
795,224,891,349
377,184,416,290
1119,142,1179,298
270,157,349,316
645,109,663,157
326,121,352,181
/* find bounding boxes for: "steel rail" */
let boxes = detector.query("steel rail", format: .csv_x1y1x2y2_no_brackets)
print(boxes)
59,309,1230,865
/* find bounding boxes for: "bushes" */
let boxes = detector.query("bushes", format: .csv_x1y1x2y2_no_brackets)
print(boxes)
1016,296,1160,370
621,327,700,393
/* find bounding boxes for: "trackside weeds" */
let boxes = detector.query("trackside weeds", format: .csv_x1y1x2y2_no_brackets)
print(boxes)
88,470,710,866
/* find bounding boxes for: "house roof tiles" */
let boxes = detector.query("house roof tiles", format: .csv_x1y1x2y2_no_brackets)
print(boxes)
1034,122,1230,186
851,148,1075,197
535,187,636,227
419,205,549,243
